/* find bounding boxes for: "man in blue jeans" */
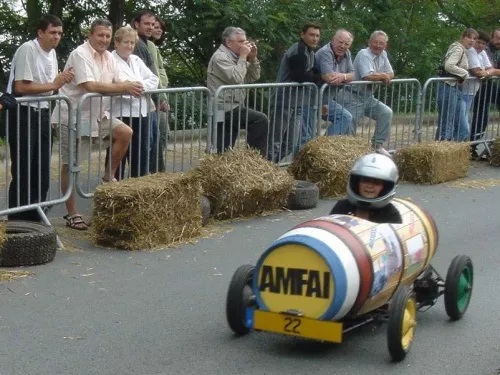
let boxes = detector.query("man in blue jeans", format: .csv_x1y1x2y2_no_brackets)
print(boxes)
315,28,355,136
270,23,323,162
341,30,394,157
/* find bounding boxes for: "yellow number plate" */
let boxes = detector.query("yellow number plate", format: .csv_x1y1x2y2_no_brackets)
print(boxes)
253,310,343,343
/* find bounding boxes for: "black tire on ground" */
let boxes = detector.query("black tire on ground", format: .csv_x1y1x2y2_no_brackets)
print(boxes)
387,286,417,362
0,221,57,267
226,264,255,335
444,255,473,321
287,180,319,210
201,196,211,226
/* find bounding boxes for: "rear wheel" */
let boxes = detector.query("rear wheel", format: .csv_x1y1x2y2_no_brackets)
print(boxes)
444,255,473,321
226,264,255,335
387,286,417,362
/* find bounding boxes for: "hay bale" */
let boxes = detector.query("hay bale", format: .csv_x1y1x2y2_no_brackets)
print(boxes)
289,136,372,198
489,138,500,167
0,222,6,249
93,172,202,250
395,141,470,184
195,148,294,220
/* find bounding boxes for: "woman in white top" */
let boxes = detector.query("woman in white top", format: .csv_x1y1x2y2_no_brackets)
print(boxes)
105,26,159,178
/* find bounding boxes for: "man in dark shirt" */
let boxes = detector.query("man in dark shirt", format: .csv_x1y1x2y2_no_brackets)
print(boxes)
269,23,322,162
130,10,164,173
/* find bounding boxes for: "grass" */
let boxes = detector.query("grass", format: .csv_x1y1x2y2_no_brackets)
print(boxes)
0,269,33,282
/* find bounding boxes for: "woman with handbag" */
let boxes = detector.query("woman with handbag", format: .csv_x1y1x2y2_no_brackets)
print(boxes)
435,28,478,142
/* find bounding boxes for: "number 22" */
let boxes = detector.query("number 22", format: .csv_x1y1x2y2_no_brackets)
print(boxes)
284,317,301,334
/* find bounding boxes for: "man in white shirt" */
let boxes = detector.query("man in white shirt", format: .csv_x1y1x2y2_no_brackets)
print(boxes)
343,30,394,158
6,14,74,222
467,30,500,156
51,19,144,230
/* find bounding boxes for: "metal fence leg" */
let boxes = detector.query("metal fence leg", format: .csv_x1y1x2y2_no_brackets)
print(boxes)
37,206,64,250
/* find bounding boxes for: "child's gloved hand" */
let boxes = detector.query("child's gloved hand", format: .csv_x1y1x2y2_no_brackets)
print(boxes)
0,93,17,110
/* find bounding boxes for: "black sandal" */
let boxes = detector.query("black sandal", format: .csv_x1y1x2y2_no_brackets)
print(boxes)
63,214,89,231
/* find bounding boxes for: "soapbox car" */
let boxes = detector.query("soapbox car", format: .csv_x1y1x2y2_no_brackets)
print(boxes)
225,198,473,362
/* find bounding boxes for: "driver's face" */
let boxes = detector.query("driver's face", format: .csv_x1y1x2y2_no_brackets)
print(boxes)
359,178,384,199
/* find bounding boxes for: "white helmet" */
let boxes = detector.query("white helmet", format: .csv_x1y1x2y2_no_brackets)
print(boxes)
346,153,399,209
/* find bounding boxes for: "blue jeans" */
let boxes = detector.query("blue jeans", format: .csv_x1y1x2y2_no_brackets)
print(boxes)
436,83,469,142
297,106,316,151
323,99,354,135
341,90,393,146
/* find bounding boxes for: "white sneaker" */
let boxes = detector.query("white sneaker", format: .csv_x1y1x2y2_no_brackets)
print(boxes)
375,146,392,158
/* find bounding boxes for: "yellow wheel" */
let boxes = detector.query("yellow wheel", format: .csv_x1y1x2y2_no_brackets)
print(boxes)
387,286,417,362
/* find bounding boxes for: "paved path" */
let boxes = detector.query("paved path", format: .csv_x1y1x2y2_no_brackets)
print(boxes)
1,162,500,375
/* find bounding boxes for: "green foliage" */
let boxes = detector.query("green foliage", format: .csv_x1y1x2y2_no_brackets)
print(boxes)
1,0,499,92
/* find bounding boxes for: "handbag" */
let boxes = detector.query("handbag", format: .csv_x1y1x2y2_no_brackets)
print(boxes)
437,49,465,80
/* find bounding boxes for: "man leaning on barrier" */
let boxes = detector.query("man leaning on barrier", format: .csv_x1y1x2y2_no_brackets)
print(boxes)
270,23,322,163
207,26,269,158
315,28,355,136
51,19,143,231
343,30,394,158
5,14,74,223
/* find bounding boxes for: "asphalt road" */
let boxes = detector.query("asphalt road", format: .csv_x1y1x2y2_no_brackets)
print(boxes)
1,162,500,375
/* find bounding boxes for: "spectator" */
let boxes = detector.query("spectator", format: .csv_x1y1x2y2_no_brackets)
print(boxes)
270,23,322,162
344,30,394,157
6,14,74,222
436,28,478,142
148,16,170,172
51,19,143,230
109,26,159,179
207,26,269,158
470,28,500,154
315,28,355,136
465,31,498,157
130,10,165,173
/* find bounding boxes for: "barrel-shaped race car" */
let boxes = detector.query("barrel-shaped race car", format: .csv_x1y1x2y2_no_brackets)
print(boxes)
225,198,473,362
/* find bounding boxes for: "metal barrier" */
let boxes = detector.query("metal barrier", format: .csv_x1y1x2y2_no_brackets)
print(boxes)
4,76,500,238
0,95,72,248
318,78,422,152
211,82,319,163
420,76,500,156
73,87,212,199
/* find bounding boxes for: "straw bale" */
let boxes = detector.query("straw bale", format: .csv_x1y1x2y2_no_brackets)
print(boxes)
289,136,372,198
93,172,202,250
489,138,500,167
195,148,295,220
0,222,6,249
395,141,470,184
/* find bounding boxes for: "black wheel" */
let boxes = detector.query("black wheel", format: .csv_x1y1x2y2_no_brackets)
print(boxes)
444,255,473,321
201,196,211,226
0,221,57,267
287,180,319,210
226,264,255,335
387,286,417,362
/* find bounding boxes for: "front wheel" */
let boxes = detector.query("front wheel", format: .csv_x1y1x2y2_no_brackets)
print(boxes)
444,255,473,321
387,286,417,362
226,264,255,335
